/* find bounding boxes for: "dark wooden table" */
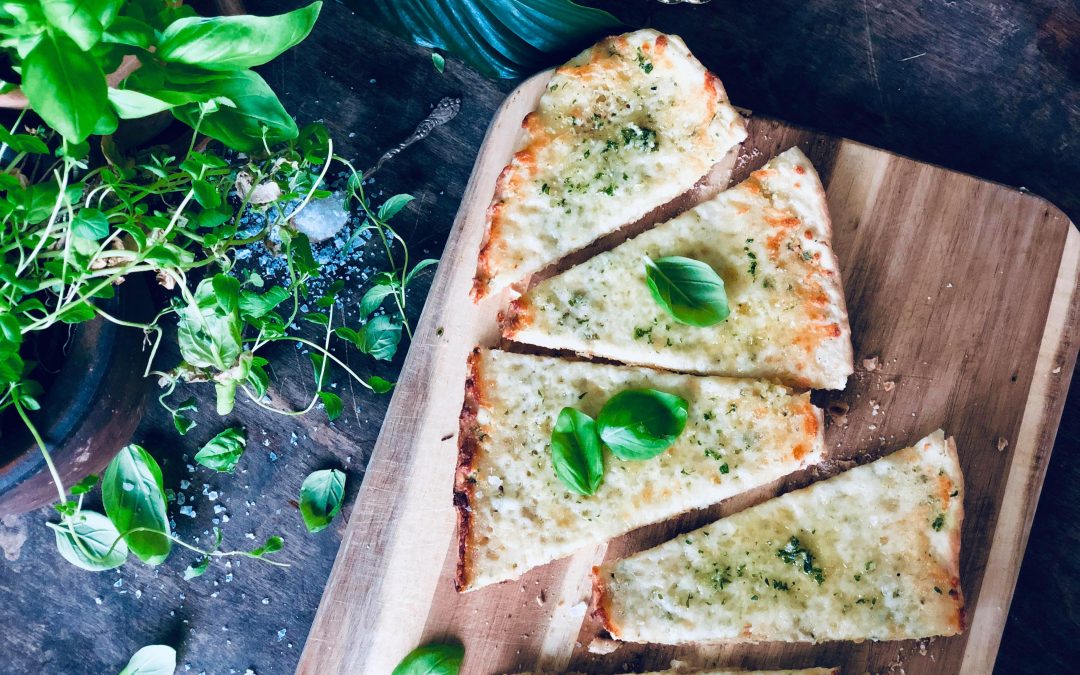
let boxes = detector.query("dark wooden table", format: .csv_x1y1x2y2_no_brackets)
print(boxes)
0,1,1076,673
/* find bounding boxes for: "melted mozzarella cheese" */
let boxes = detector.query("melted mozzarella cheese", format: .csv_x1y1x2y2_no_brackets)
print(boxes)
473,29,746,299
457,349,824,591
505,148,853,390
595,430,965,644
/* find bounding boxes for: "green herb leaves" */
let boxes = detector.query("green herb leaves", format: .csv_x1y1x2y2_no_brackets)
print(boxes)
194,426,247,472
299,469,346,533
391,642,464,675
48,510,128,571
41,0,122,51
597,389,689,460
102,444,172,565
119,644,176,675
550,408,603,495
158,2,321,71
644,256,730,327
549,388,688,495
777,536,825,585
22,34,111,144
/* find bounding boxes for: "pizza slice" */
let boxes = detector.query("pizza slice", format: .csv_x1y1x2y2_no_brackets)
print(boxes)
593,430,965,644
472,28,747,300
455,348,825,592
503,147,853,390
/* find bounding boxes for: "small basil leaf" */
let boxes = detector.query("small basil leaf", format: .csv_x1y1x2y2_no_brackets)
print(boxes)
597,388,689,461
184,556,210,579
391,642,464,675
318,391,343,421
358,282,395,319
377,193,413,221
432,52,445,73
644,255,730,327
404,258,438,287
49,510,128,571
249,535,283,557
102,444,172,565
367,375,394,394
355,315,402,361
299,468,345,533
69,473,100,495
550,407,603,496
239,286,289,320
118,644,176,675
158,2,321,71
194,426,246,472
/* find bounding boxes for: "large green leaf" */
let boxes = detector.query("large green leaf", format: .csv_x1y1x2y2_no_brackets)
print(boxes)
102,444,172,565
49,510,128,571
299,468,345,533
171,70,299,151
40,0,122,51
158,2,321,71
365,0,623,79
21,33,110,143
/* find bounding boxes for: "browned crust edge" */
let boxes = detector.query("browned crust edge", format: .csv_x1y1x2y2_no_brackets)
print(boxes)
945,435,968,633
590,564,620,638
499,294,535,338
453,348,486,591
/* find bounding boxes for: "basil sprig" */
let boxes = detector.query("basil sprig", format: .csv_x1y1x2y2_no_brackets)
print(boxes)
644,255,730,327
549,388,689,494
299,469,346,533
550,408,604,495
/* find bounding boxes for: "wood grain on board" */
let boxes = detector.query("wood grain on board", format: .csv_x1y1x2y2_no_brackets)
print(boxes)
297,72,1080,675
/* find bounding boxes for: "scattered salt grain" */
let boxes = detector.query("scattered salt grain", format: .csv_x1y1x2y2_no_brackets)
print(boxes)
276,629,287,642
997,437,1009,452
180,506,196,518
862,356,879,372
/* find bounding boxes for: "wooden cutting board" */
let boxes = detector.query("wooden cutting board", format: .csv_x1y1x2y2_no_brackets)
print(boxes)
296,71,1080,675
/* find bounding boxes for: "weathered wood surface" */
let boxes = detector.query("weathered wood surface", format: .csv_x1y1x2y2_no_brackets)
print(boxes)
0,1,1077,673
297,72,1080,674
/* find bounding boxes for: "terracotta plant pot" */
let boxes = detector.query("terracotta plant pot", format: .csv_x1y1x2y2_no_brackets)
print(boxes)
0,277,153,516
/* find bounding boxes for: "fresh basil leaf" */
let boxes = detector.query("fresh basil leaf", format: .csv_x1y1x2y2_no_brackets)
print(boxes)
211,273,240,314
102,16,153,47
192,179,221,208
102,444,172,565
358,282,396,319
377,193,413,221
184,556,210,579
368,375,394,394
299,468,345,533
318,391,342,421
48,510,127,571
0,314,21,342
355,315,402,361
432,52,445,73
246,361,270,399
177,278,242,371
367,0,622,79
107,88,177,119
597,388,689,461
172,70,299,151
40,0,121,51
0,351,25,383
550,407,603,495
0,127,49,154
118,644,176,675
249,534,283,557
240,286,289,320
69,473,100,495
302,312,329,326
158,2,321,71
644,255,730,327
58,301,97,324
391,642,464,675
289,232,319,277
22,33,108,143
404,258,438,287
71,207,109,240
194,426,246,472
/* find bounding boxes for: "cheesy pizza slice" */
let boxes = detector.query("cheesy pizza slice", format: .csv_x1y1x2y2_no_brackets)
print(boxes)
455,348,824,591
503,147,853,390
472,29,746,300
593,430,965,644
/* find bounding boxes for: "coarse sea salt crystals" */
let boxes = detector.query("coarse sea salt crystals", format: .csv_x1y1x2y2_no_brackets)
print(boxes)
293,193,349,242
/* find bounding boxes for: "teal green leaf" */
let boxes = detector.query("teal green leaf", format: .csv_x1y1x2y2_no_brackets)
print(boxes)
365,0,623,79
